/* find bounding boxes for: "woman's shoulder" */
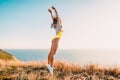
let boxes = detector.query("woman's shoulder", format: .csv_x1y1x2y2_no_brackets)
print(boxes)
58,18,62,24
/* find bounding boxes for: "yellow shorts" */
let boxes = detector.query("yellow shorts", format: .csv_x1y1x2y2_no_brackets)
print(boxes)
54,30,63,39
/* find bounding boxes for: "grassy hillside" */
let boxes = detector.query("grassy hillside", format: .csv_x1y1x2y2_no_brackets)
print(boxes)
0,49,14,60
0,61,120,80
0,49,119,80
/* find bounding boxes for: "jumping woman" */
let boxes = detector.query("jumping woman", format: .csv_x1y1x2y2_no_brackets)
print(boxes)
46,6,63,75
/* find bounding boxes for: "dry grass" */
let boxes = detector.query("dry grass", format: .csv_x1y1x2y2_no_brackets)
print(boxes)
0,60,120,80
0,49,14,60
0,58,24,67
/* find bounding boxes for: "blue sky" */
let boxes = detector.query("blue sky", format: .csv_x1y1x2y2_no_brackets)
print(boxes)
1,0,120,50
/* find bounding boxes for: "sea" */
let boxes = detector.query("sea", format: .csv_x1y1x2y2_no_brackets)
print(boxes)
4,49,120,66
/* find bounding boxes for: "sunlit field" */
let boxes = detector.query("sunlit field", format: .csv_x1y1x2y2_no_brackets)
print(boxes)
0,60,120,80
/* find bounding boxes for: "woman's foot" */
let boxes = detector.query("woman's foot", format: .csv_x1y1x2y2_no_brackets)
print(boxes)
46,64,53,75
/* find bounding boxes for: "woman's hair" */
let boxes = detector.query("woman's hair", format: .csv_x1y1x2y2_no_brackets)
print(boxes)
53,18,58,24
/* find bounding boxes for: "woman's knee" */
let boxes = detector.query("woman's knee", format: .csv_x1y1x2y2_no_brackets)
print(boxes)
49,52,54,57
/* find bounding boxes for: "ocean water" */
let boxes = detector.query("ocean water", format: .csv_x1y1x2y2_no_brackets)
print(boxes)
4,49,120,65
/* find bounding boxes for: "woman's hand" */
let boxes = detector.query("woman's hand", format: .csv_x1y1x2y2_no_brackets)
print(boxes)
52,6,56,10
48,9,52,13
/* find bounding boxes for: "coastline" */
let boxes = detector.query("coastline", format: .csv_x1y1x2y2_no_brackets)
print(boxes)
0,49,120,80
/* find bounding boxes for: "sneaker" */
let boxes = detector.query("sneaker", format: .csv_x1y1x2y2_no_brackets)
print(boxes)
46,64,53,75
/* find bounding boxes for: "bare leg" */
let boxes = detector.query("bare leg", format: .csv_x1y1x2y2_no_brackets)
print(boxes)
48,38,60,67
